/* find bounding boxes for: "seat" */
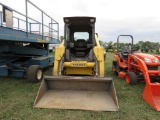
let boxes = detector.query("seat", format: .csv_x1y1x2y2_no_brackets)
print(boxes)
74,39,87,57
121,46,129,58
74,39,86,50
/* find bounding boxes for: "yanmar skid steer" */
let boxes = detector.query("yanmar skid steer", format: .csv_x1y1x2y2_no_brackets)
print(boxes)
113,35,160,111
34,17,119,111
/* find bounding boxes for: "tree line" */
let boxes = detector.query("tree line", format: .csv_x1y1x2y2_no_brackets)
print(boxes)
100,40,160,53
59,36,160,53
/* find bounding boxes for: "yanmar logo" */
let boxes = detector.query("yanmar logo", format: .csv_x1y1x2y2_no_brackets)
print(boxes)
72,64,86,66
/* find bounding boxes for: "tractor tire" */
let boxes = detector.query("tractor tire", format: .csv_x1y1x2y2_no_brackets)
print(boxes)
116,62,121,73
125,72,138,85
26,65,43,83
112,61,117,74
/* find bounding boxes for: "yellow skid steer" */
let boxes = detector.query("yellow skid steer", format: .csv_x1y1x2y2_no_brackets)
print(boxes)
34,17,119,111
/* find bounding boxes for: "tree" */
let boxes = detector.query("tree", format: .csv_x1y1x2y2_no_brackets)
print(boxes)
60,36,64,42
105,41,113,52
107,41,113,47
99,40,103,45
99,40,108,48
138,41,144,46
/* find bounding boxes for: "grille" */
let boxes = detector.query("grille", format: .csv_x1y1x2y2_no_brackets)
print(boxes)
147,66,158,70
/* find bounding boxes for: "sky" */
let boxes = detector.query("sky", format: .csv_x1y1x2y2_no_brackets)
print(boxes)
1,0,160,43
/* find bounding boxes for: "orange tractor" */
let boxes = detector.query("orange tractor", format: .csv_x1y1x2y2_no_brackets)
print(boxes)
112,35,160,111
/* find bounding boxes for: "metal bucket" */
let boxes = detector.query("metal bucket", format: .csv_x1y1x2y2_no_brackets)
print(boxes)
143,84,160,111
34,76,119,111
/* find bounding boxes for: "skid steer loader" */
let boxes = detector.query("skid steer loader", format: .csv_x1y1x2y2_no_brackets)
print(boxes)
34,17,119,111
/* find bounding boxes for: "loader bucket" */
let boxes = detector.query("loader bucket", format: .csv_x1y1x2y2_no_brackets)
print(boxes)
34,76,119,111
143,84,160,111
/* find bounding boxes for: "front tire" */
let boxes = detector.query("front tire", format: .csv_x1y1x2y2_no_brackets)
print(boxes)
26,65,43,83
125,72,138,85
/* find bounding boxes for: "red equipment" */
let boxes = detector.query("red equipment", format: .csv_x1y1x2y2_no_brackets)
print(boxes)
113,35,160,111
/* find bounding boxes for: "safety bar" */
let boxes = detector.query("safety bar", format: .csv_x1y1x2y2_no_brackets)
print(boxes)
0,0,59,41
117,35,134,53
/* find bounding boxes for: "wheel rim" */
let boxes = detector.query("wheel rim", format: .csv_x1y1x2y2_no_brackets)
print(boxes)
125,74,130,83
37,69,42,80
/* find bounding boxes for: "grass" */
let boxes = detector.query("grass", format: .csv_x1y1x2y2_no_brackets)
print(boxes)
1,52,160,120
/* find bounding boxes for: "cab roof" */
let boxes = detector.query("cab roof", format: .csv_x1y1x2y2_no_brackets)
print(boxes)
63,17,96,24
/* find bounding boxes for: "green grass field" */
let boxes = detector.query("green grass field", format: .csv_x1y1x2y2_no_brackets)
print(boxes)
1,52,160,120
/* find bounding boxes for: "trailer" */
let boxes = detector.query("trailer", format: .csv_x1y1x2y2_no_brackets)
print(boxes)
0,0,59,82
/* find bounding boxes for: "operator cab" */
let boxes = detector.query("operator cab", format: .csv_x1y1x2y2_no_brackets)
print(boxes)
64,17,96,61
72,32,91,57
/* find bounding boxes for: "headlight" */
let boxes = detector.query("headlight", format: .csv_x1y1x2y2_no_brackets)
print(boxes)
144,58,152,63
155,58,159,63
90,18,95,23
64,18,69,23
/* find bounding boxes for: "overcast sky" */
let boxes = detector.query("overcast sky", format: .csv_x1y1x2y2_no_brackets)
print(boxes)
1,0,160,43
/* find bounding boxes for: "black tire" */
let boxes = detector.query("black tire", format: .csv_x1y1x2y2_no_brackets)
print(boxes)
26,65,43,83
112,61,117,74
116,62,120,73
125,72,138,85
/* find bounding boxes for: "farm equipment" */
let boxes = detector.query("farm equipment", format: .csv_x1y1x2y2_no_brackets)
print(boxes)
112,35,160,111
34,17,119,111
0,1,59,82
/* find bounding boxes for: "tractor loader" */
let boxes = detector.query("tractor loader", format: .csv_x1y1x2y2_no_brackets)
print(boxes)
113,35,160,111
34,17,119,111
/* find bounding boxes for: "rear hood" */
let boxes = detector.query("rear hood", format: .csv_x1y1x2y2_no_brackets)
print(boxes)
133,53,157,60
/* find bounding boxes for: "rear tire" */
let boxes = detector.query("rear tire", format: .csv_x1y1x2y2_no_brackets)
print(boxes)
26,65,43,83
125,72,138,85
116,62,120,73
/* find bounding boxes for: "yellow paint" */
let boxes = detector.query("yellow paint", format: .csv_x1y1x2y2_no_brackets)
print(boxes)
93,46,105,77
64,67,94,76
53,40,65,75
95,34,100,47
37,39,46,43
